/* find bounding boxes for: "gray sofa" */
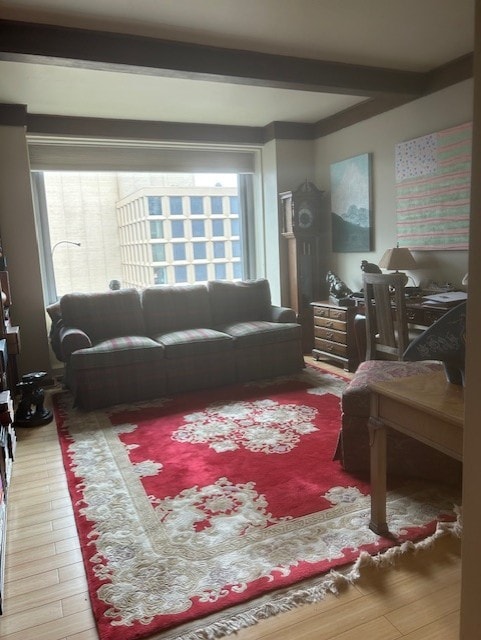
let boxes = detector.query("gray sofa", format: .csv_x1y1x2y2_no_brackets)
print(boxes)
51,279,304,410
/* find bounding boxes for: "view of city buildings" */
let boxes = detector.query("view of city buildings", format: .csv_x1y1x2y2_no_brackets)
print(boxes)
117,186,241,289
43,172,241,299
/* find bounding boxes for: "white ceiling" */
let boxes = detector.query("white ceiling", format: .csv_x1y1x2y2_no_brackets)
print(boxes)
0,0,475,127
0,61,365,126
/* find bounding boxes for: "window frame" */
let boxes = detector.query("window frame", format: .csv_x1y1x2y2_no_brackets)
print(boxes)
30,141,262,304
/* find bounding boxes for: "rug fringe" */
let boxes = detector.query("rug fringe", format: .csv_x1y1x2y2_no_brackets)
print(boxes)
169,510,461,640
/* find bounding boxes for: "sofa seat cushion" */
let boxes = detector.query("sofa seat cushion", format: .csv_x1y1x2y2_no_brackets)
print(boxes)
154,328,234,358
341,359,444,418
218,321,301,348
71,336,164,370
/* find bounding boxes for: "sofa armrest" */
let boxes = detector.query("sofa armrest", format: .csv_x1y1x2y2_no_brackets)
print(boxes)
59,326,92,360
269,305,297,323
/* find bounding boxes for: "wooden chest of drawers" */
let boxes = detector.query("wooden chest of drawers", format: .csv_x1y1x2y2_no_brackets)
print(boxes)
311,301,359,372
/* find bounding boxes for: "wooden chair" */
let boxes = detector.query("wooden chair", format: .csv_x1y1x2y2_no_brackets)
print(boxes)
362,272,409,361
336,273,462,484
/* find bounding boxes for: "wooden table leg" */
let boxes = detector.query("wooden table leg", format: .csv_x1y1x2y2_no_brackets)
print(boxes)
368,415,389,535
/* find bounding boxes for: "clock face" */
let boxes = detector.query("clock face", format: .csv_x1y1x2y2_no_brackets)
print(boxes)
298,206,314,230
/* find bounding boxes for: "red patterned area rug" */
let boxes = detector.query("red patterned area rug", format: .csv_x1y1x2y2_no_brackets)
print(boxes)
53,365,460,640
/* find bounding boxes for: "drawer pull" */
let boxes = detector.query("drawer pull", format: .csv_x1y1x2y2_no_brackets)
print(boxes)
325,321,334,328
326,332,334,340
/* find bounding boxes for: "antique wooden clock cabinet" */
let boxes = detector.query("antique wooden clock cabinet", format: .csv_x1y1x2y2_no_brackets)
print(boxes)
279,181,329,352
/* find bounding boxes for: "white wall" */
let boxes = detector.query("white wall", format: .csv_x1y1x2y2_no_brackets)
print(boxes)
275,139,316,193
314,80,473,292
0,126,51,376
262,138,316,305
262,140,320,304
260,140,281,303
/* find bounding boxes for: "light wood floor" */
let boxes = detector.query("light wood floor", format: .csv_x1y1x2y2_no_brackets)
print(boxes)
0,366,461,640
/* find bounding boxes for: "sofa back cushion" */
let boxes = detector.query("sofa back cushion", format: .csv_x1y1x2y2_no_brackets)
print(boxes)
60,289,145,342
208,279,272,326
142,284,213,335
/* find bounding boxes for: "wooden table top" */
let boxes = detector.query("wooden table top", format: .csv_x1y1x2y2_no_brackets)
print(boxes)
369,371,464,427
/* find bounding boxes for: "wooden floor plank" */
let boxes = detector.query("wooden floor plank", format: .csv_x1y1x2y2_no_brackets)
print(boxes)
400,611,459,639
0,610,96,640
328,615,401,640
8,525,78,552
386,582,460,634
0,600,63,636
4,568,60,599
6,577,88,616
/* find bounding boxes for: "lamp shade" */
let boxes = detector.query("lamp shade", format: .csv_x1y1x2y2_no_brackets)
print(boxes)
378,246,417,271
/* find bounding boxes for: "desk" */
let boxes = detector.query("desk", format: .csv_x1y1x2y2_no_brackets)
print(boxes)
311,297,454,372
357,295,455,327
368,371,464,535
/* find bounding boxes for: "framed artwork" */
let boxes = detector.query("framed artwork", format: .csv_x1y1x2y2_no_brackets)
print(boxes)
330,152,372,252
395,122,471,250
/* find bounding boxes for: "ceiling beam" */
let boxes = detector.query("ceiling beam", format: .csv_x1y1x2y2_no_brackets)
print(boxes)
26,114,265,145
423,53,473,94
1,20,472,141
9,49,473,143
315,95,412,138
0,103,27,126
315,53,474,137
0,19,426,98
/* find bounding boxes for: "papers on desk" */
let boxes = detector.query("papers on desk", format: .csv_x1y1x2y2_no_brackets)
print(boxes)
422,291,467,305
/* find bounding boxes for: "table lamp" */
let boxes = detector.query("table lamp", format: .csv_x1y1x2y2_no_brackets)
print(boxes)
378,243,417,285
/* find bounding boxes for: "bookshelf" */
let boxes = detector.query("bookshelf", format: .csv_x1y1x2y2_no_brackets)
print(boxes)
0,239,16,613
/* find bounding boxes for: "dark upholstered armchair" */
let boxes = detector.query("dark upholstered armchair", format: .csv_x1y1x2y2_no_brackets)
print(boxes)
336,359,462,484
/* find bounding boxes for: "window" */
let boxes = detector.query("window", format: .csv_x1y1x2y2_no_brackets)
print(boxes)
233,262,242,279
171,220,185,238
173,243,186,261
194,264,208,281
213,241,225,258
148,196,162,215
232,240,241,258
215,263,226,280
170,196,183,215
174,265,188,282
32,169,254,303
190,196,203,214
211,196,223,214
150,220,163,239
152,243,166,262
230,218,240,236
229,196,239,214
193,242,207,259
154,266,166,284
212,219,224,237
192,220,205,237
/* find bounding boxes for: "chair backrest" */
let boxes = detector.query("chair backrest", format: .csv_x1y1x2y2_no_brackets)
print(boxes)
362,272,409,361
